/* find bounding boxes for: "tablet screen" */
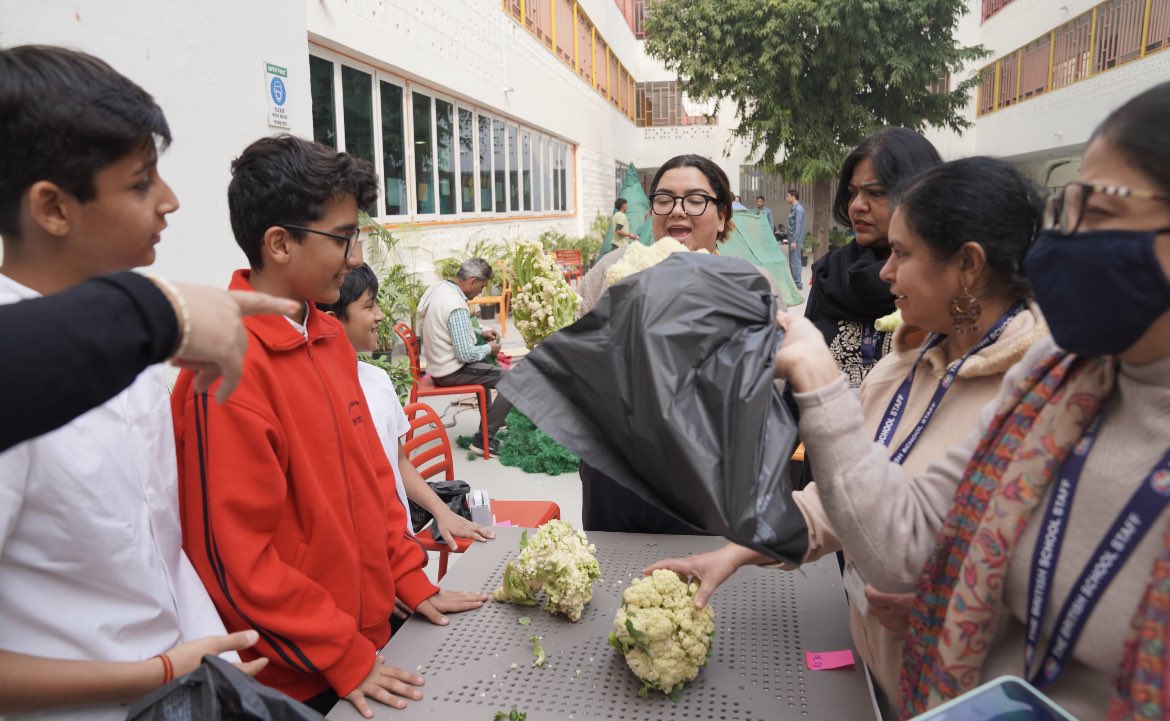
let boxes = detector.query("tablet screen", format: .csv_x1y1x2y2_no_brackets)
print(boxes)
916,678,1076,721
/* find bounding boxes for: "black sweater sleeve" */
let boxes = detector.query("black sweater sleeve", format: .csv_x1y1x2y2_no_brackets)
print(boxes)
0,271,178,451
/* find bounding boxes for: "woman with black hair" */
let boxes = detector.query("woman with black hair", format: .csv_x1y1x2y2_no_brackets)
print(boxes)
804,128,943,388
578,154,743,533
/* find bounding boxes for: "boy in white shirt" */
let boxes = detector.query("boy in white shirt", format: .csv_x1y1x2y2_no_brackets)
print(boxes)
319,264,495,553
0,45,265,719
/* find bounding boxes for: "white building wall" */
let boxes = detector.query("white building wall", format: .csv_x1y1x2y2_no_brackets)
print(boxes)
926,0,1170,173
0,0,312,286
305,0,642,278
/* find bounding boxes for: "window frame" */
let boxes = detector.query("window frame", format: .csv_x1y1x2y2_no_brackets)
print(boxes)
308,46,575,224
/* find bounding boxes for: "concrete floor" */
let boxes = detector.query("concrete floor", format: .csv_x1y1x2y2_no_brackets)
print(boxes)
421,266,809,580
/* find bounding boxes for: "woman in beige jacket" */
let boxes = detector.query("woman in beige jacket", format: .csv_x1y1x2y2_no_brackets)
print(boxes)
650,157,1047,714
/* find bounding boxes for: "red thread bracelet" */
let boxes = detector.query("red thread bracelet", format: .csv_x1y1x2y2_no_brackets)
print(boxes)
153,653,174,685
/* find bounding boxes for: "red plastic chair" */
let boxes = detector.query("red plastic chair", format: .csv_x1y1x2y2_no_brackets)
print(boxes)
402,402,561,579
552,249,583,285
394,322,491,459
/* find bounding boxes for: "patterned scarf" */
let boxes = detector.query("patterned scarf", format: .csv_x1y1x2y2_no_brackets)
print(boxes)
899,349,1118,716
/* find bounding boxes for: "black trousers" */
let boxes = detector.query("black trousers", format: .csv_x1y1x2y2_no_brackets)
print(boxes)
580,461,703,535
430,362,513,437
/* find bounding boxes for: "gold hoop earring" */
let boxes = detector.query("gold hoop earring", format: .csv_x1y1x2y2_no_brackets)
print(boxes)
948,286,982,333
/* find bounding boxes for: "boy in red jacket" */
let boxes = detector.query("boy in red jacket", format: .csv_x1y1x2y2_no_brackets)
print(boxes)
172,135,485,718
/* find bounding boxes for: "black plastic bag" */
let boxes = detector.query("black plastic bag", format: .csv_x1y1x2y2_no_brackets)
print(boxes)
498,253,808,564
125,655,323,721
408,480,472,539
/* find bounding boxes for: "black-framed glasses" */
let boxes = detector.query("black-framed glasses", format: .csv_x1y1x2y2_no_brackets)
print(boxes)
279,224,361,258
649,192,719,216
1044,182,1170,236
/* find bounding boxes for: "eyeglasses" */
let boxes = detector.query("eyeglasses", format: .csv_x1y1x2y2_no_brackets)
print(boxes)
649,192,719,216
1044,182,1170,236
279,224,361,258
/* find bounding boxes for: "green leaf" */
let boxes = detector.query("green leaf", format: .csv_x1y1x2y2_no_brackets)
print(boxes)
669,683,685,702
518,616,532,626
519,530,528,549
625,618,646,640
530,634,546,667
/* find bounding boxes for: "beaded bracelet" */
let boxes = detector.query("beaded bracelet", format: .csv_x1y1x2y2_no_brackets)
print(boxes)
146,274,191,360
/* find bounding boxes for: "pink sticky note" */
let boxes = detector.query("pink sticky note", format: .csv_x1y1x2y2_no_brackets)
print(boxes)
805,650,855,670
495,520,513,527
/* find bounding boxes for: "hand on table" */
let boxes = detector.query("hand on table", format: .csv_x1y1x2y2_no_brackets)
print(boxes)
413,590,489,626
344,655,424,717
434,509,495,550
864,585,914,635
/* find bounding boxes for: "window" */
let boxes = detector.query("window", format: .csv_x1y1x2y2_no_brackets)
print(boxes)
459,108,475,213
493,119,507,213
412,91,434,215
998,51,1021,107
1020,37,1050,99
309,56,336,148
614,0,649,39
976,64,997,116
521,131,532,211
436,98,456,215
636,81,718,127
379,81,407,215
308,50,575,222
533,135,544,213
1146,0,1170,54
1051,14,1092,90
576,14,594,86
1094,0,1146,72
478,114,493,212
982,0,1016,22
508,125,520,212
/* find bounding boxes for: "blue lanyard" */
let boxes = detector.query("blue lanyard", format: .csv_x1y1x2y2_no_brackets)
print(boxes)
860,326,879,368
873,303,1024,465
1026,415,1170,687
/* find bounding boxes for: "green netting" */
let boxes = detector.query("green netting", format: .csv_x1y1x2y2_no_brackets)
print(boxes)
457,409,579,475
721,210,803,307
600,163,654,257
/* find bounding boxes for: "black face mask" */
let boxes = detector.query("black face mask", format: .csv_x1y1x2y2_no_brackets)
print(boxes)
1025,227,1170,357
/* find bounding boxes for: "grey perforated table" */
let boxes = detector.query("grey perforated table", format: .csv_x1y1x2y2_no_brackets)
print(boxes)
329,527,878,720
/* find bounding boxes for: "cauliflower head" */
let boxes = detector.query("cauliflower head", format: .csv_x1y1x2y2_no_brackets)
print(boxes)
608,569,715,700
604,238,709,287
874,308,903,333
492,520,602,622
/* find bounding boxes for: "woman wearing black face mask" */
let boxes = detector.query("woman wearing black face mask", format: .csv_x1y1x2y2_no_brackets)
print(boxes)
768,81,1170,720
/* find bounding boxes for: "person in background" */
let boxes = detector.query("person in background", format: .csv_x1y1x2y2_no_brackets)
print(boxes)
784,190,806,290
578,154,743,533
731,194,748,211
416,258,510,456
755,194,775,230
803,129,942,388
318,263,495,552
651,156,1048,716
610,197,639,248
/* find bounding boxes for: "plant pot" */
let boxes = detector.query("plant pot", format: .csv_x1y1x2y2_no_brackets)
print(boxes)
479,305,497,320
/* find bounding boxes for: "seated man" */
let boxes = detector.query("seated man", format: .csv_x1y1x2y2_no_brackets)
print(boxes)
416,258,512,455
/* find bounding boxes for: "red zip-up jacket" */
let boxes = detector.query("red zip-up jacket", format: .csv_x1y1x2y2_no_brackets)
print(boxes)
172,270,437,701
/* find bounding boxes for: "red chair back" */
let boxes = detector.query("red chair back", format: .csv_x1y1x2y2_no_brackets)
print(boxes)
401,402,455,482
393,322,424,384
553,249,582,269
